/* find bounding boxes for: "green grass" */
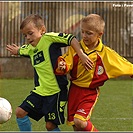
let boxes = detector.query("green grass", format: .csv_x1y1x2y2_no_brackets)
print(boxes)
0,79,132,131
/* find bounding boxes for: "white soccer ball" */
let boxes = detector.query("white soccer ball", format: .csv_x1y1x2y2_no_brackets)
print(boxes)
0,97,12,124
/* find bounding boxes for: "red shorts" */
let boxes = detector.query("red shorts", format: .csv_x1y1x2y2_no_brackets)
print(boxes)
67,83,100,126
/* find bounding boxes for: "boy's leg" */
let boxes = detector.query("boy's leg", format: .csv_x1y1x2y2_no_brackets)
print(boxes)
68,84,99,131
16,115,32,131
73,118,98,131
52,127,60,131
16,92,44,131
45,87,68,131
46,121,60,131
16,106,32,131
84,120,98,131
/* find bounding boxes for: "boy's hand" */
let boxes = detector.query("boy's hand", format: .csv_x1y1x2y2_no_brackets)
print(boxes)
79,53,94,71
6,44,20,55
55,57,67,75
70,38,94,70
58,59,66,71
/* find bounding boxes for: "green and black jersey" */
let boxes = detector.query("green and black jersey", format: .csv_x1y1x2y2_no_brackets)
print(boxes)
19,32,75,96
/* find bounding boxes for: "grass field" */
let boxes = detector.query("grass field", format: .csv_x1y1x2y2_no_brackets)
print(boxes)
0,79,132,131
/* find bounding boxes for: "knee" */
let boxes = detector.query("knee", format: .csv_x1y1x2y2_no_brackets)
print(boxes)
74,118,87,130
45,122,56,131
16,107,28,118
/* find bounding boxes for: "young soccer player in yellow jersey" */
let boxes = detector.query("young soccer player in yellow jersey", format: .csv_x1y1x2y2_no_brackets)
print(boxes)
6,14,93,131
55,14,133,131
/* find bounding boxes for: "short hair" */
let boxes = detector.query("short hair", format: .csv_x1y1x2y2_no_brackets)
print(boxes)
81,14,105,33
20,14,45,30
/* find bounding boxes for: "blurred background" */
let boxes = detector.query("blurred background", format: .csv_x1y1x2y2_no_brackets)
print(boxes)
0,1,133,78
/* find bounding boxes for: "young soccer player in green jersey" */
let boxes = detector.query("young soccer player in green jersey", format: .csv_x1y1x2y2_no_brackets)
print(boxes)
6,14,93,131
55,14,133,131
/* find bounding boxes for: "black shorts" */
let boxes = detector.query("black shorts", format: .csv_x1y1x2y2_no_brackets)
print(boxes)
19,86,68,125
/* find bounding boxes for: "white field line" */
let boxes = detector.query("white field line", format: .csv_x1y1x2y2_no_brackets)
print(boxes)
65,117,133,120
91,117,133,120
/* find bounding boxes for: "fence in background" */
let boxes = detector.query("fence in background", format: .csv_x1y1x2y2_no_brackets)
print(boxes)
0,1,132,57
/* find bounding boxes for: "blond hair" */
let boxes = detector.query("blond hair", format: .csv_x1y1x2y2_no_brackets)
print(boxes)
20,14,45,30
81,14,105,33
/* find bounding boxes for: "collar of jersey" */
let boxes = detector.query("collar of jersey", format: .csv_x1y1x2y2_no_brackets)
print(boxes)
80,38,103,54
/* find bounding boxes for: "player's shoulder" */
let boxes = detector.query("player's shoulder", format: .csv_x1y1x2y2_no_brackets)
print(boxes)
44,32,73,38
44,32,60,37
104,45,114,52
104,45,120,56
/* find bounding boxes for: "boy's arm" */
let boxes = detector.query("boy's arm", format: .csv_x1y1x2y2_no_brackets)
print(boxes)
70,38,94,71
47,32,93,70
103,46,133,78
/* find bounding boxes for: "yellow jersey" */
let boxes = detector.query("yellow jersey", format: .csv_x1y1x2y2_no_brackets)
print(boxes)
56,39,133,88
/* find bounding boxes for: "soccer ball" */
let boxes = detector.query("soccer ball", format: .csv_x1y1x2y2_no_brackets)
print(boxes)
0,97,12,124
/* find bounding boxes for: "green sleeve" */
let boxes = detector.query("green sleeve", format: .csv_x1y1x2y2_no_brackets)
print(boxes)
45,32,76,46
18,44,33,56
